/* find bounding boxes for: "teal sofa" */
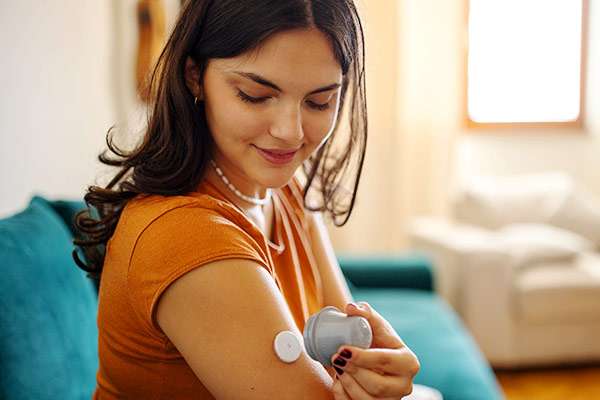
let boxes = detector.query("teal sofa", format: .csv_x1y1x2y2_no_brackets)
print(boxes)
0,195,504,400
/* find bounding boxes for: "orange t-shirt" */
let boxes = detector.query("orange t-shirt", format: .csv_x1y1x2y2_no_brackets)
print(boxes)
93,176,324,399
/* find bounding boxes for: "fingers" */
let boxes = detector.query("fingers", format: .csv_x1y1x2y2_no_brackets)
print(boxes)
344,301,377,318
336,369,376,400
334,345,420,377
344,301,406,350
331,378,352,400
338,362,414,399
333,301,420,399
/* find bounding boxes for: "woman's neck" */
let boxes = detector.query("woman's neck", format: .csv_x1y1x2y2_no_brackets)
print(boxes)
202,166,272,234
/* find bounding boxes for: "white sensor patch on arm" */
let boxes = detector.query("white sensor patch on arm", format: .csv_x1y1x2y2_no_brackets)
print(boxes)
273,330,302,363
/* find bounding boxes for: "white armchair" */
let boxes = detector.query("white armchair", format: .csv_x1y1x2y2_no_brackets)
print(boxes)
408,172,600,368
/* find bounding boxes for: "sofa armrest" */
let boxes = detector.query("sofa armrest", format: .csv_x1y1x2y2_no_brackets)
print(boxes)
336,252,434,291
408,217,513,312
460,248,519,365
408,217,538,365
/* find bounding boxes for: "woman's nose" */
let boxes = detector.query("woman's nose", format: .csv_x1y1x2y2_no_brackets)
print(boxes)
269,105,304,143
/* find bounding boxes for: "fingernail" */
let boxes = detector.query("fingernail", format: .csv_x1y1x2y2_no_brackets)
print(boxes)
333,357,347,367
349,302,359,310
334,366,344,375
340,349,352,359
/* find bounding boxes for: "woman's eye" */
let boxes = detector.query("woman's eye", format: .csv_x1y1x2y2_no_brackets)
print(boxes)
236,90,269,104
236,89,330,111
306,100,331,111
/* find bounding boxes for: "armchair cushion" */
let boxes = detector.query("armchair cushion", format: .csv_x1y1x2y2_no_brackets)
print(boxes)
453,172,572,229
453,172,600,247
516,251,600,324
549,187,600,247
496,223,594,266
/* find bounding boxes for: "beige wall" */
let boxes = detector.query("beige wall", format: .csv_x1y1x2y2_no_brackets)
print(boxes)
327,0,464,254
0,1,117,218
0,0,181,218
324,0,401,253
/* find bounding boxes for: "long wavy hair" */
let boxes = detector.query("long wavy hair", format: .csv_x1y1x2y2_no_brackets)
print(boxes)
73,0,368,284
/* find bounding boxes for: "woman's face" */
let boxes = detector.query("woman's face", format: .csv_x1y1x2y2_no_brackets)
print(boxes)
194,28,343,196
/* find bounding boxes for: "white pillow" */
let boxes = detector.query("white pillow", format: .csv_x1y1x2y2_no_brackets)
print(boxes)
453,172,573,229
549,187,600,247
494,223,594,266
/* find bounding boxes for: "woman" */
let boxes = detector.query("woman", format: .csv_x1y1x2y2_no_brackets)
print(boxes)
74,0,420,398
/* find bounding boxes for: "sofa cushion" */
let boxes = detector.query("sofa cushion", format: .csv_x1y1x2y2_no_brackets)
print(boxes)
453,172,600,247
549,187,600,247
515,251,600,324
496,223,594,266
453,172,572,229
350,288,503,400
47,199,86,237
0,195,98,400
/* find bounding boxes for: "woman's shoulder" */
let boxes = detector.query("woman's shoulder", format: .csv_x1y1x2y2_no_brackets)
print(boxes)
112,192,258,252
120,192,271,276
123,191,243,228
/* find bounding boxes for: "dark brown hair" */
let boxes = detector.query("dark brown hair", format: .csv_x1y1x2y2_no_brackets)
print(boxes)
73,0,368,284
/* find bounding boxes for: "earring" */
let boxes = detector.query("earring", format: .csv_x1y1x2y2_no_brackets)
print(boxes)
194,96,199,105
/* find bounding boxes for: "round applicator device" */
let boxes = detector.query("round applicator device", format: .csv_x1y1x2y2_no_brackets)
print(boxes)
303,306,373,367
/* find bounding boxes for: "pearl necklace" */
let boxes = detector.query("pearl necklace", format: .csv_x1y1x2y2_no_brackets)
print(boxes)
209,159,272,206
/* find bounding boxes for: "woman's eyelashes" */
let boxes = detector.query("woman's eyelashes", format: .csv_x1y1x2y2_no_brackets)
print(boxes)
235,90,267,104
235,89,331,111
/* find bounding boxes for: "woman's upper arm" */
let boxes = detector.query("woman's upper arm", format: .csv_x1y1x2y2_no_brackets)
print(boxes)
155,258,336,400
306,211,354,310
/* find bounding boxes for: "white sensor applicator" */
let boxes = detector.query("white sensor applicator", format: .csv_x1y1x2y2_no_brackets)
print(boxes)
303,306,373,367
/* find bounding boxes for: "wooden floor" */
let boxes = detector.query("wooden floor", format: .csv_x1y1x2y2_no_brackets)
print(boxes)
494,364,600,400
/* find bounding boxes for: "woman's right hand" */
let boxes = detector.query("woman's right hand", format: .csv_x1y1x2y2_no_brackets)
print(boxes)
329,302,420,399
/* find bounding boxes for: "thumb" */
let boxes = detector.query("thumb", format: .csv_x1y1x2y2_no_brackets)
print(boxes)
344,301,405,350
344,301,371,317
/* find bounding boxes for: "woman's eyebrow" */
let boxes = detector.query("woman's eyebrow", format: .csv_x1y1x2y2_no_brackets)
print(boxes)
231,71,341,95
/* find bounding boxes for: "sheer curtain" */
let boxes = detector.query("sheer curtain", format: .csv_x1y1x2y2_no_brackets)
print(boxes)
327,0,465,253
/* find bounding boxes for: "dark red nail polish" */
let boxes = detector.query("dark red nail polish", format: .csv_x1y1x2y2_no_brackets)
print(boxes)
334,366,344,375
340,349,352,359
333,357,347,367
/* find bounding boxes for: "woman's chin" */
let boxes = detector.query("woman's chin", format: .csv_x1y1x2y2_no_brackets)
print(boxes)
258,173,296,190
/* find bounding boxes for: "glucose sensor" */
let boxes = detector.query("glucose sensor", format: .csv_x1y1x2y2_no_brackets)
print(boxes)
273,330,303,363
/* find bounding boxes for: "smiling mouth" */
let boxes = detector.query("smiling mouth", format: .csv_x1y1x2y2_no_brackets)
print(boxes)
254,145,302,155
253,145,300,165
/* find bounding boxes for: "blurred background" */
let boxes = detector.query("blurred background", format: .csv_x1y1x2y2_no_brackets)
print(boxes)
2,0,600,252
1,1,599,399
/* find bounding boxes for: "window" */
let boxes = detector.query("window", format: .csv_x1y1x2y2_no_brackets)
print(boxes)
465,0,587,130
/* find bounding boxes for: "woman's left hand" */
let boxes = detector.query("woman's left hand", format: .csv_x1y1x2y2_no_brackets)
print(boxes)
330,301,421,399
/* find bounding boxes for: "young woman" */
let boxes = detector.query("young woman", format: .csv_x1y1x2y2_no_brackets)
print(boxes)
74,1,420,398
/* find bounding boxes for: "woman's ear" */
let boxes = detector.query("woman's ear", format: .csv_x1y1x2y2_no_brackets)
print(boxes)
184,56,204,101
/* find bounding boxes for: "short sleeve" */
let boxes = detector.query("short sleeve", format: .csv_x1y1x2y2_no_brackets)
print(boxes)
127,204,273,335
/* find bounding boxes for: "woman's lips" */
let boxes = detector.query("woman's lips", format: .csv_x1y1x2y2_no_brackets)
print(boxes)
254,145,299,165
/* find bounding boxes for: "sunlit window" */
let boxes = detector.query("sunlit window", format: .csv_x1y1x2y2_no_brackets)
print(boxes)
467,0,585,125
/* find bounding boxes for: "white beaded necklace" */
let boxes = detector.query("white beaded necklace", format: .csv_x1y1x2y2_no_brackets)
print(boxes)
209,159,272,206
